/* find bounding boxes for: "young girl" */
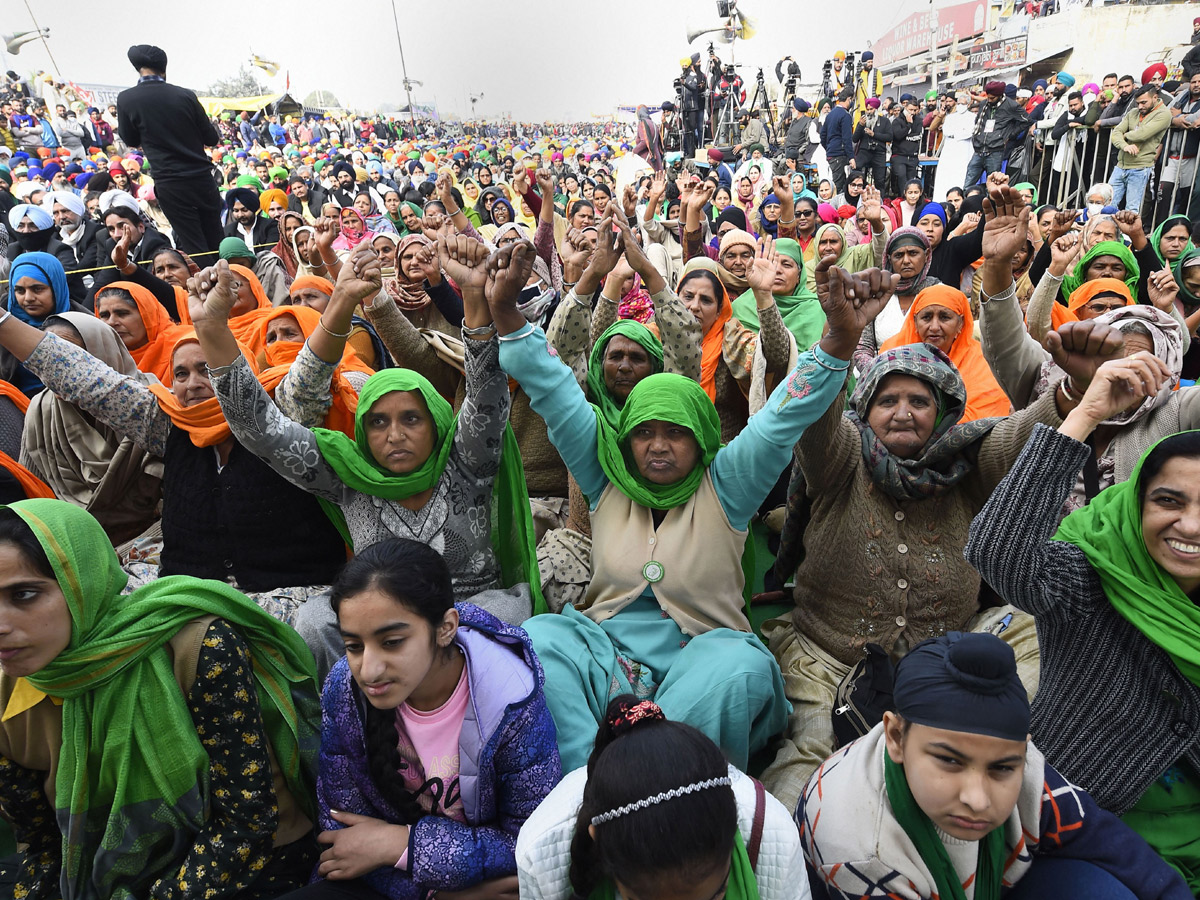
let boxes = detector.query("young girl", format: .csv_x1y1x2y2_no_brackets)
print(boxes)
283,537,561,899
516,695,805,900
798,632,1189,899
0,499,321,900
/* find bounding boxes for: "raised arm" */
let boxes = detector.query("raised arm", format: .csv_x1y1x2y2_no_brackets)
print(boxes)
965,351,1172,620
712,258,900,527
619,218,701,379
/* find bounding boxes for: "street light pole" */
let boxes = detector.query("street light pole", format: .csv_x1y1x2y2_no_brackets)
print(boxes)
389,0,417,135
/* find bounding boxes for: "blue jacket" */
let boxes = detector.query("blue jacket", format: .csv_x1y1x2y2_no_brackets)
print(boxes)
316,603,562,900
821,105,854,158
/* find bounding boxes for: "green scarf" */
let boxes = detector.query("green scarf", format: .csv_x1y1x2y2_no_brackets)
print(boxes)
397,201,425,237
1054,431,1200,686
813,223,853,268
1149,215,1194,269
586,321,664,431
595,372,721,510
13,499,320,900
1061,240,1140,302
588,832,760,900
1172,246,1200,306
730,238,824,347
311,368,545,615
884,753,1005,900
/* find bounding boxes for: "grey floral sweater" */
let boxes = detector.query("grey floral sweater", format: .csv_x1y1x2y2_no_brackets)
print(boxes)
213,335,510,601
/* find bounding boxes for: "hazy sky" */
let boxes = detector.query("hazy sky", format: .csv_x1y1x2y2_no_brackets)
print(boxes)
8,0,923,119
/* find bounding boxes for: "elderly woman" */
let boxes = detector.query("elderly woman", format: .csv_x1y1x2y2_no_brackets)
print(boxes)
494,232,898,774
760,186,1104,812
853,226,939,372
964,354,1198,893
805,220,888,294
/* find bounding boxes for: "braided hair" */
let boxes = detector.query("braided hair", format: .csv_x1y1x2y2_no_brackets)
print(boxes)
568,695,737,899
330,537,456,825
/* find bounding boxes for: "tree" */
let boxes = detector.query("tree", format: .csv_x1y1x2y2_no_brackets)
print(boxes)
207,66,269,98
303,89,342,110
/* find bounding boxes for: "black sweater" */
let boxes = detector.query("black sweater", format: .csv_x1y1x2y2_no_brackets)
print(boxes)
116,80,219,181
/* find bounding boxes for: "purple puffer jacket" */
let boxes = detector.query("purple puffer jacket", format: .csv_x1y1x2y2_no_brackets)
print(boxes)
316,603,562,899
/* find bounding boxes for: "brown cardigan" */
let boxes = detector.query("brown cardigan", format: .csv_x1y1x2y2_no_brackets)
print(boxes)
786,387,1063,667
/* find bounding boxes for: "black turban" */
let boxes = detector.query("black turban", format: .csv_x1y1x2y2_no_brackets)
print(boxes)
224,188,260,212
893,632,1030,743
127,44,168,72
715,206,748,232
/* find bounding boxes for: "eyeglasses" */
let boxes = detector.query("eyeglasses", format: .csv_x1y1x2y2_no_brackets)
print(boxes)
796,209,815,216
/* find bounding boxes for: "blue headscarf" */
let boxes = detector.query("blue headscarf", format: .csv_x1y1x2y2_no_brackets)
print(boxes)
6,251,71,326
916,201,947,228
759,193,781,238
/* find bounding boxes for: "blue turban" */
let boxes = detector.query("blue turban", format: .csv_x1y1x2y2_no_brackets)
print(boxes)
861,51,874,61
6,251,71,326
7,203,53,231
793,98,810,113
917,201,947,227
1032,78,1048,91
893,632,1030,743
1057,71,1076,88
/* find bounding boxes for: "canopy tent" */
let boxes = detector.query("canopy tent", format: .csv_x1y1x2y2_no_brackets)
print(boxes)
197,91,317,118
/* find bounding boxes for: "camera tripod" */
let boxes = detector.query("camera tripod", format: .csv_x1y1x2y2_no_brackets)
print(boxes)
746,67,776,138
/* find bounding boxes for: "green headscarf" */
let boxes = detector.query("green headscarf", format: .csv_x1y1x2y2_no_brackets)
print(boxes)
812,222,852,268
595,373,721,510
1149,215,1194,269
1054,431,1200,687
1171,246,1200,306
12,499,319,899
311,368,545,614
589,831,760,900
1061,240,1140,302
1011,181,1038,206
397,201,425,236
884,752,1005,900
587,321,664,430
730,238,824,347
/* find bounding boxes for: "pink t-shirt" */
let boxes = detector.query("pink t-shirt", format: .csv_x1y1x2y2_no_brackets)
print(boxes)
394,663,470,869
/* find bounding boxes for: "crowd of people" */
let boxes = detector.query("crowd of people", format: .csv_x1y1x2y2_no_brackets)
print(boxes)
0,35,1198,900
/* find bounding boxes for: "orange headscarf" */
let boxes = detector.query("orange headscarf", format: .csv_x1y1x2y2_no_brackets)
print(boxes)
147,330,261,448
172,284,193,325
255,306,371,436
93,281,188,383
1067,277,1134,317
691,272,733,403
0,451,55,499
881,284,1011,422
227,264,275,357
288,274,335,300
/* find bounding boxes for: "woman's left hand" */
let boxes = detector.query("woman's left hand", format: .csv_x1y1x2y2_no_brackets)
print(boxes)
1147,267,1180,313
414,241,444,286
486,240,537,334
317,810,409,881
981,182,1030,262
858,185,884,228
334,243,383,306
1068,352,1172,427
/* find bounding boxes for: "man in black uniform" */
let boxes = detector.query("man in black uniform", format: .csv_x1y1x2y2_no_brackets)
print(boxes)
116,45,222,255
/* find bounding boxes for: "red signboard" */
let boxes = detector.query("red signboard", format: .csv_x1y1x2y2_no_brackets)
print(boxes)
872,1,988,66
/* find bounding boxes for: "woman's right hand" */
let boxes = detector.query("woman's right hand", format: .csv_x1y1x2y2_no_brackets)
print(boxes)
485,241,537,335
584,213,624,280
1064,352,1172,434
980,183,1029,262
314,216,338,253
1047,233,1082,278
111,224,135,274
1048,208,1079,242
815,255,899,359
187,259,238,326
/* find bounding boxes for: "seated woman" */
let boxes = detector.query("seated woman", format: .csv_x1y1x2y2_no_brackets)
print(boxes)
494,238,896,773
93,279,188,382
1059,238,1140,304
762,186,1094,811
965,354,1199,893
639,172,685,290
805,220,888,295
731,238,827,349
197,241,540,678
0,256,361,616
379,233,465,343
800,632,1190,900
288,273,389,372
517,696,805,900
880,284,1011,421
21,312,163,544
853,227,939,372
0,499,322,900
1171,248,1200,380
281,538,560,900
1,252,90,396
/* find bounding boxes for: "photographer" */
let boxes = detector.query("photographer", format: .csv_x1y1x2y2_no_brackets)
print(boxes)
661,100,681,154
853,96,892,189
890,94,924,194
734,107,768,159
679,53,707,157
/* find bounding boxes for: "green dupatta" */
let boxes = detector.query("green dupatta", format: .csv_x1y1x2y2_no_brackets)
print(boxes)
586,320,664,430
1054,431,1200,686
1149,215,1194,269
730,238,825,347
311,368,545,615
1061,240,1140,302
13,499,320,899
594,372,721,510
884,752,1005,900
